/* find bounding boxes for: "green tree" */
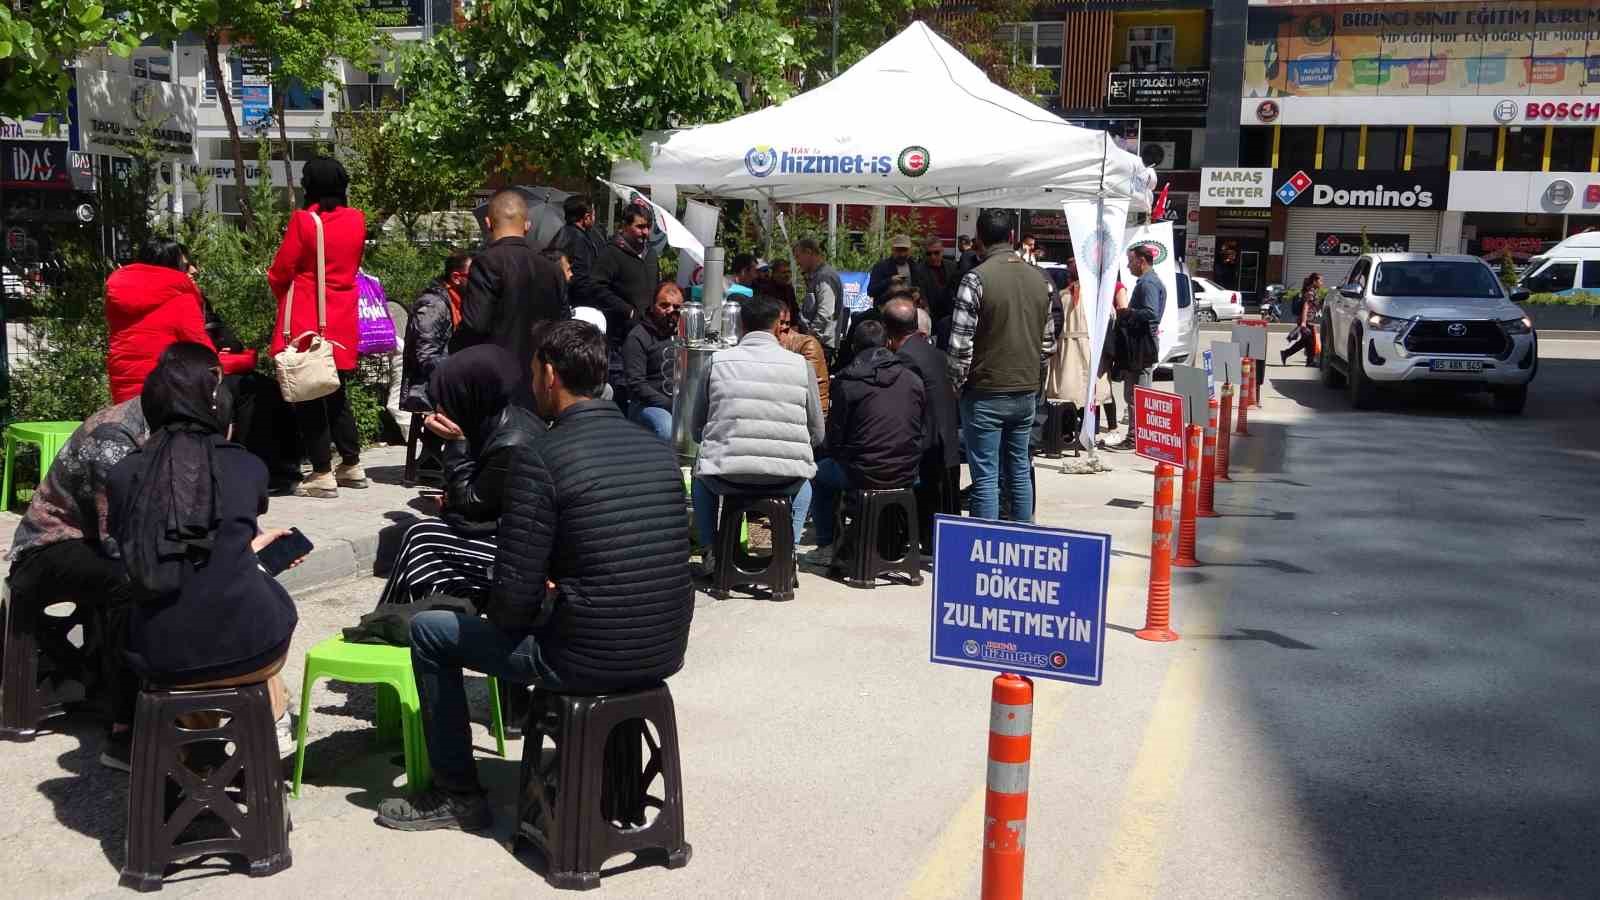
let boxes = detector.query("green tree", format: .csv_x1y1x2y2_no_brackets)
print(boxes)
130,0,397,230
927,1,1060,99
0,0,150,117
335,102,477,242
1497,249,1521,288
390,0,799,180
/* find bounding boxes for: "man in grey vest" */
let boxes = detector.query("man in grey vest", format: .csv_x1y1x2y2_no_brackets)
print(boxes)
795,238,844,355
946,210,1056,523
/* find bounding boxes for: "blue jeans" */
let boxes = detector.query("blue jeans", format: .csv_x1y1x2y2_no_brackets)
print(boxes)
629,402,673,443
961,390,1037,523
692,476,812,551
809,458,856,546
409,611,560,793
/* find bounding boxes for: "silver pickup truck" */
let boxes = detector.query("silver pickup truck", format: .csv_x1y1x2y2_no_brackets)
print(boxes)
1319,253,1537,414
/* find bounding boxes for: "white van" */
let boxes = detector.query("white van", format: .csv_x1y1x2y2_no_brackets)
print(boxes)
1517,231,1600,296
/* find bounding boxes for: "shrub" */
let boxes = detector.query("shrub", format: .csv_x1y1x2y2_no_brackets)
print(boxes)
1522,291,1600,306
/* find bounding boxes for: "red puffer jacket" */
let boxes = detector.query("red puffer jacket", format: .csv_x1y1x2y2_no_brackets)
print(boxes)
268,204,366,371
104,264,215,403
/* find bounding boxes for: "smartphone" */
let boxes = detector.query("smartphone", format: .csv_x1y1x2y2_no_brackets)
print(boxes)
257,527,314,576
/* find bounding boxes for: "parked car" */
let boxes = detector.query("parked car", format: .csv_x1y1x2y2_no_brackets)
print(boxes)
1189,276,1244,322
1162,262,1200,371
1319,253,1536,413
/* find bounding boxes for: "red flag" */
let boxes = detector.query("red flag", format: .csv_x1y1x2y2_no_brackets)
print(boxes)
1151,183,1170,221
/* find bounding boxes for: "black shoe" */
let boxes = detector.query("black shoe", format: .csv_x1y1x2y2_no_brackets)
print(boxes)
99,730,132,773
1280,350,1290,366
375,787,492,832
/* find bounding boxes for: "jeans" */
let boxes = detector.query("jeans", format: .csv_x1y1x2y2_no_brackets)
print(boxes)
961,390,1037,523
692,476,812,551
629,402,673,443
409,611,558,793
809,458,856,545
1122,368,1152,423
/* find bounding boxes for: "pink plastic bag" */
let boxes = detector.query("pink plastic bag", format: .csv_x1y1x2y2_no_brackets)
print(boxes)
355,270,398,355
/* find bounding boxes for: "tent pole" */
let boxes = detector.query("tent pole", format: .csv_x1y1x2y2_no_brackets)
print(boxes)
828,202,838,257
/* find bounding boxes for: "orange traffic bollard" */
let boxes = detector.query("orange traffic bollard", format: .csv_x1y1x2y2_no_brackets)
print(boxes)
1136,463,1179,642
1236,358,1253,436
982,673,1033,900
1198,399,1219,518
1216,385,1233,483
1174,424,1202,567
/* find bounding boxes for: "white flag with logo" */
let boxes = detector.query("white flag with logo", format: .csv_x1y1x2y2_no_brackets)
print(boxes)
1062,194,1130,451
1118,221,1180,362
678,200,721,288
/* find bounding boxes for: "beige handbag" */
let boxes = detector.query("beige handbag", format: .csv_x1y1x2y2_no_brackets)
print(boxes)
273,210,342,403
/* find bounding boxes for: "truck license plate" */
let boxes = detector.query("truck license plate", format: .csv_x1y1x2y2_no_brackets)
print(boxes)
1430,359,1483,372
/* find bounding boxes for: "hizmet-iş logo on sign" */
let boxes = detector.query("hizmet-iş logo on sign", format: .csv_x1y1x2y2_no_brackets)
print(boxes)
744,146,778,178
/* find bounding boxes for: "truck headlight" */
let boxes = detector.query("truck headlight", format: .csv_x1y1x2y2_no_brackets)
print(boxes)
1366,313,1407,332
1501,316,1533,335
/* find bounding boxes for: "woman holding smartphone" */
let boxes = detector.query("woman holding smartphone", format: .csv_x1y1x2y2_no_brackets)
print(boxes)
107,343,303,752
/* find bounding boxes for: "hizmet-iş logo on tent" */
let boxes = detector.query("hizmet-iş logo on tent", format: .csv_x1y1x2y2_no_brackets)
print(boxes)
897,145,931,178
743,145,894,178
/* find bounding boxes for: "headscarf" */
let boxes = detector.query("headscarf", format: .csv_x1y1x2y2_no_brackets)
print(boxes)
301,156,349,211
427,345,528,455
114,342,233,598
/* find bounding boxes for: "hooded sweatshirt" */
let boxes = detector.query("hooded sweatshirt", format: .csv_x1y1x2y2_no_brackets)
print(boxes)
104,264,214,403
826,347,927,489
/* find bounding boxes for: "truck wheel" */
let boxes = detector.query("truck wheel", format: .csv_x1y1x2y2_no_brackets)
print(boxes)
1348,336,1378,409
1492,385,1527,415
1319,319,1344,388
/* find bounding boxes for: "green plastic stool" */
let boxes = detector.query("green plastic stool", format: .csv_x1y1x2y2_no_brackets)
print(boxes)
292,635,508,798
2,421,81,509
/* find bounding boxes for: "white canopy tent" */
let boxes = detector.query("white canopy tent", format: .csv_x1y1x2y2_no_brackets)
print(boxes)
610,22,1156,212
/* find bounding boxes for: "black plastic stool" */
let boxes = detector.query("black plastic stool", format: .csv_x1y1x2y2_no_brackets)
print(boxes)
1,585,100,739
120,682,291,892
401,416,443,488
1041,402,1069,458
830,488,923,589
514,683,691,890
711,494,795,602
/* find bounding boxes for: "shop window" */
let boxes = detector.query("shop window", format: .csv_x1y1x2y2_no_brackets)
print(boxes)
1321,127,1360,170
1239,127,1272,167
1410,128,1449,171
1503,128,1544,172
1463,128,1497,171
1279,127,1317,169
131,53,172,83
1127,26,1175,71
1583,261,1600,290
1549,128,1595,174
998,23,1063,100
1364,128,1403,172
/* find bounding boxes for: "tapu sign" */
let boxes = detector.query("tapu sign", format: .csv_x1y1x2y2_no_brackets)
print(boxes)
930,516,1108,686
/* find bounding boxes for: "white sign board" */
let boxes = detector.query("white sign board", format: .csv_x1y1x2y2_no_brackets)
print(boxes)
1231,323,1269,362
1172,365,1210,429
77,70,198,160
1200,167,1273,208
1210,341,1242,385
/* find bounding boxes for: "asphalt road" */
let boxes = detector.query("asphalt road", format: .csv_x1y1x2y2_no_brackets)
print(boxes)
2,338,1597,897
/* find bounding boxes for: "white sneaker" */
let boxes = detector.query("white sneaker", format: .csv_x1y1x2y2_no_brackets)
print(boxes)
275,712,297,754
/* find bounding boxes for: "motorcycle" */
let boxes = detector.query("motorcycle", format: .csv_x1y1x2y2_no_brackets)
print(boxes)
1260,283,1287,323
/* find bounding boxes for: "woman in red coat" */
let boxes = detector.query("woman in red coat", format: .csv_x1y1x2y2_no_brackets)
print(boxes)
104,239,214,404
267,156,367,498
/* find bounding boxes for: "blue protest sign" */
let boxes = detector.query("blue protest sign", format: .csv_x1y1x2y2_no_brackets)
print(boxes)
1202,349,1215,400
840,271,871,312
929,515,1108,686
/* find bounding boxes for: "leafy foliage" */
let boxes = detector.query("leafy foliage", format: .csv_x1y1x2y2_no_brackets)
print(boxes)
926,1,1061,99
0,0,148,117
1496,250,1521,288
1522,291,1600,307
389,0,799,179
335,105,479,242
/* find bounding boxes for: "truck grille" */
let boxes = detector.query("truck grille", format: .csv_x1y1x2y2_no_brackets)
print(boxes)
1403,320,1509,357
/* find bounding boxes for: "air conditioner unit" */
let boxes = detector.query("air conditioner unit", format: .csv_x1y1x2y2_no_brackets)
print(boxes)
1141,141,1177,169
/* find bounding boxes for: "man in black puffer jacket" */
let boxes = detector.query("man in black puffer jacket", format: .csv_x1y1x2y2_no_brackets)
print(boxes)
803,320,926,567
378,319,693,834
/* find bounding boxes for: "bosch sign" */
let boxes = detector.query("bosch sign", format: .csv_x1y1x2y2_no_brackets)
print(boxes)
1522,101,1600,122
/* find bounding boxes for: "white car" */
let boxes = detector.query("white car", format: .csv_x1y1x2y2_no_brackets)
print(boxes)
1189,276,1244,322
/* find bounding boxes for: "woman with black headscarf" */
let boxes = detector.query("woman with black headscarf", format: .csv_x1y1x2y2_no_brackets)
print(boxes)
268,155,368,499
376,345,545,607
107,342,301,729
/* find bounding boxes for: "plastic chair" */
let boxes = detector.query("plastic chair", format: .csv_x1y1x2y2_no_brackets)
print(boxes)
2,421,81,509
710,494,795,602
291,635,507,798
829,487,923,589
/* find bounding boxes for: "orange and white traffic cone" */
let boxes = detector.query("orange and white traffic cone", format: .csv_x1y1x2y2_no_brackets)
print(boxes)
1216,385,1234,483
1174,425,1202,567
1198,398,1219,518
1136,463,1179,642
982,674,1033,900
1236,358,1253,436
